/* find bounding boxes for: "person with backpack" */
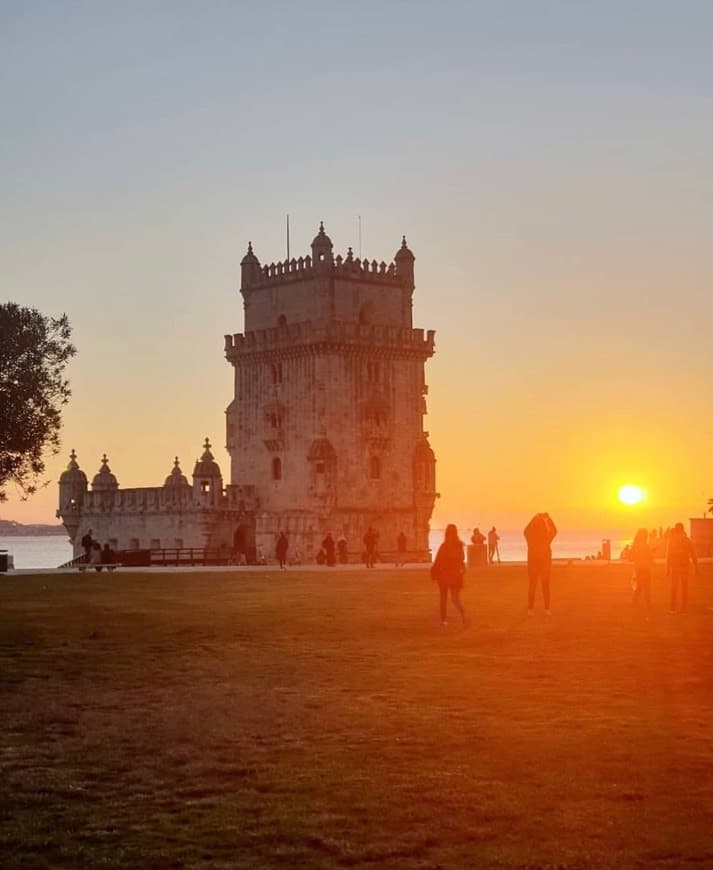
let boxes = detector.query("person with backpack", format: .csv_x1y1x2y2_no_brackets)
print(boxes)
524,512,557,615
431,524,469,628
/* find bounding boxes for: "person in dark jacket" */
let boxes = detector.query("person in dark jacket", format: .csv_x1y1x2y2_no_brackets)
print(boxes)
322,533,336,567
275,532,288,569
431,524,469,627
666,522,697,613
363,527,378,568
81,529,93,562
524,512,557,614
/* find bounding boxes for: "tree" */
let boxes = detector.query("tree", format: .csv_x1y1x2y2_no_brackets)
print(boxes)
0,303,76,501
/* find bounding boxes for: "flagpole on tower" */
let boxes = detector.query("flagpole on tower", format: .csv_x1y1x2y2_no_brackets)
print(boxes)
286,214,290,260
358,215,362,258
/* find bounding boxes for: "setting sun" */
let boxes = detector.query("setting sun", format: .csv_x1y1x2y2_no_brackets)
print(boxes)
618,484,645,506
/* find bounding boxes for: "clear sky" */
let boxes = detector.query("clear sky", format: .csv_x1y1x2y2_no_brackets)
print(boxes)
2,0,712,533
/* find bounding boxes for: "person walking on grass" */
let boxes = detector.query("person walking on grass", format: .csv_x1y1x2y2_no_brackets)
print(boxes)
431,524,469,628
630,528,653,611
666,522,697,613
524,512,557,615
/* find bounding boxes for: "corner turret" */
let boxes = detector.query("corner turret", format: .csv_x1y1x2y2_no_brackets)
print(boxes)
192,437,223,507
394,236,415,291
240,241,262,290
57,449,88,543
311,221,333,272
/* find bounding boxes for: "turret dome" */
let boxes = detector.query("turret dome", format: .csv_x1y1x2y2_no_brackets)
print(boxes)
394,235,415,262
91,454,119,491
394,235,415,289
164,456,189,487
311,220,333,249
192,438,222,479
240,241,260,267
59,449,88,486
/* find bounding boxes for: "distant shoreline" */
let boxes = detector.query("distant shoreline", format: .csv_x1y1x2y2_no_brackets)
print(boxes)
0,521,67,537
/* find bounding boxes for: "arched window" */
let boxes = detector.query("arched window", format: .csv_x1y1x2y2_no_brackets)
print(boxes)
369,456,381,480
272,457,282,481
278,314,287,327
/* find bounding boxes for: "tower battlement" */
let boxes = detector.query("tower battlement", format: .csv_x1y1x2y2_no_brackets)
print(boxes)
243,251,406,292
240,223,415,294
225,321,435,360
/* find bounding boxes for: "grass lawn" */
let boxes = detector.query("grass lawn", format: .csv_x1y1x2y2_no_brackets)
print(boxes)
1,562,712,869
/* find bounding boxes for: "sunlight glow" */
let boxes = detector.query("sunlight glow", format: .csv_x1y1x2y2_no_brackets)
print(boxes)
618,484,645,506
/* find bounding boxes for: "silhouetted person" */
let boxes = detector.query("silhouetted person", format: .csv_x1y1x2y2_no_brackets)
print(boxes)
431,524,468,627
81,528,93,562
470,527,487,566
276,532,288,569
524,512,557,614
101,542,114,565
630,528,653,611
487,526,500,564
337,536,348,564
322,533,336,567
90,541,103,573
396,531,407,567
666,522,697,613
363,527,378,568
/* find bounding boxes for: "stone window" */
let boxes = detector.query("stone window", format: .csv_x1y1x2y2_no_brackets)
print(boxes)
150,538,161,550
278,314,287,327
272,457,282,481
174,538,184,548
366,361,380,384
130,538,140,550
316,462,325,474
200,480,211,493
369,456,381,480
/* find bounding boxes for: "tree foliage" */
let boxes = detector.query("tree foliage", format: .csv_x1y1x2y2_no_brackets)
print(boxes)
0,303,76,501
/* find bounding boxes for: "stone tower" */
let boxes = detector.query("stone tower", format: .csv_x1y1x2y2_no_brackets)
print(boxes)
224,222,436,562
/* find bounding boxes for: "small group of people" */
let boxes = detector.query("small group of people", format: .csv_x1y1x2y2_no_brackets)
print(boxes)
277,527,409,568
433,513,701,626
470,526,501,564
433,512,557,624
630,522,698,613
80,528,116,572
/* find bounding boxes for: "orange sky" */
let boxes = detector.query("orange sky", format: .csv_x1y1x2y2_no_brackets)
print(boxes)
2,4,712,533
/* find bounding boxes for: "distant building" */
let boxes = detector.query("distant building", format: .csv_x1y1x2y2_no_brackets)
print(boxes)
58,223,437,563
690,517,713,556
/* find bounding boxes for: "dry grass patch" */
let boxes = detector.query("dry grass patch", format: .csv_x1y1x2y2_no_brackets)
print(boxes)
1,563,713,868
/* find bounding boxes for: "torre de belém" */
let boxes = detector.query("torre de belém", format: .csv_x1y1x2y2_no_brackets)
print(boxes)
58,223,437,563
